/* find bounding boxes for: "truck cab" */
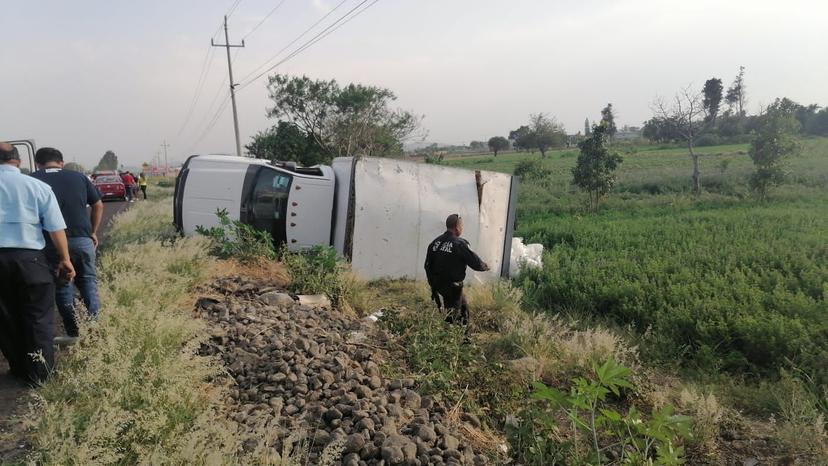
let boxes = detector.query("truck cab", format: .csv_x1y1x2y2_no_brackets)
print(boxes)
174,155,335,250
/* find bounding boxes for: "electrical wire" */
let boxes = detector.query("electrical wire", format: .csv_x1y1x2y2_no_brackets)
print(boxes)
226,0,243,18
235,0,350,86
237,0,380,91
241,0,289,41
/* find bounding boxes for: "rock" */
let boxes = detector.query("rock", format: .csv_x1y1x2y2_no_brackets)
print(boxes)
381,445,405,464
343,452,360,466
742,459,759,466
403,390,421,410
442,434,460,451
297,294,332,309
258,291,294,307
416,425,436,443
344,433,366,453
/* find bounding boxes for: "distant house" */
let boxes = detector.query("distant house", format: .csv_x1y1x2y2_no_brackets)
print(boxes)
615,125,642,141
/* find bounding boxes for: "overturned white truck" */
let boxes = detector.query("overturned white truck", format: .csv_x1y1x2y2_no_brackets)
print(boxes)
174,155,518,282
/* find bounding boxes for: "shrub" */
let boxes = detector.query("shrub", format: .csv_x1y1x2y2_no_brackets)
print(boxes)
280,245,351,308
196,208,276,263
523,359,692,465
424,153,444,164
513,160,552,180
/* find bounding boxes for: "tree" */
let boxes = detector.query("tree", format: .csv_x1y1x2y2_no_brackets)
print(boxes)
702,78,723,123
528,113,566,158
487,136,509,156
600,104,617,140
748,103,800,200
653,86,706,194
469,140,487,151
584,118,591,136
63,162,85,173
509,126,533,152
642,116,681,142
572,123,623,210
94,150,118,172
246,121,327,166
725,66,747,116
265,74,423,159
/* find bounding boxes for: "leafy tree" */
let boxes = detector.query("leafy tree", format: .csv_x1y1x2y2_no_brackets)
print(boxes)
600,104,617,140
94,150,118,172
246,121,327,166
702,78,723,123
469,140,487,151
653,86,706,194
725,66,747,116
529,113,566,158
487,136,509,156
509,125,533,152
642,116,681,142
572,124,623,209
748,103,800,200
63,162,85,173
265,74,423,159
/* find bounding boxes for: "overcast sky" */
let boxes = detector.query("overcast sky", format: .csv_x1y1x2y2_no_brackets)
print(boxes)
3,0,827,168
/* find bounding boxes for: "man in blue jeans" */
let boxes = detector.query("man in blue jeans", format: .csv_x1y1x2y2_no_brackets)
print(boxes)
31,147,103,339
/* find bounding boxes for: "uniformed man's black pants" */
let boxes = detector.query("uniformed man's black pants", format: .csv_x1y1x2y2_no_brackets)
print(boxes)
432,283,469,327
0,249,55,385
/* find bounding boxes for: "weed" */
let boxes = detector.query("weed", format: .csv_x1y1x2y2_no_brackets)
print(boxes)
196,208,277,263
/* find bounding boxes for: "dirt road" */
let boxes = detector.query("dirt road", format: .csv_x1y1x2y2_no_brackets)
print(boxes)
0,199,130,460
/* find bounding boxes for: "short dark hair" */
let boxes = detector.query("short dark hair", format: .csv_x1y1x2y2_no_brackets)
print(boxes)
35,147,63,165
446,214,462,229
0,144,19,162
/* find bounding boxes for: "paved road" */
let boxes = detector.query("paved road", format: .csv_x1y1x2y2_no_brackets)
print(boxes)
0,199,130,461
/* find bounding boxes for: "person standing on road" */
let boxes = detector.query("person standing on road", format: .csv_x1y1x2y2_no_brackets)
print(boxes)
120,171,135,202
138,172,148,200
31,147,103,339
424,214,490,328
0,142,75,385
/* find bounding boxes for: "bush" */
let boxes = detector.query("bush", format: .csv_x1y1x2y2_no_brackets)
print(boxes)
517,359,692,465
513,160,552,180
280,245,352,308
424,153,444,164
196,209,276,263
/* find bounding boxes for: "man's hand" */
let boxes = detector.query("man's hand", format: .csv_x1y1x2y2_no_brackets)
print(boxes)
91,232,99,248
57,258,76,282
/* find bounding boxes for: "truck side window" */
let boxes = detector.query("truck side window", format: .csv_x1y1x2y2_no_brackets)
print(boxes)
250,169,292,245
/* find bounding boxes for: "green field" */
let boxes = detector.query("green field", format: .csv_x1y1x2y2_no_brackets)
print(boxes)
447,139,828,388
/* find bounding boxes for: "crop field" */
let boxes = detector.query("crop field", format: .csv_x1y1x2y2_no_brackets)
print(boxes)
446,138,828,388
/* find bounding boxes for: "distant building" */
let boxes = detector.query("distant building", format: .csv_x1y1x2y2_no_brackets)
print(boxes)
615,125,642,141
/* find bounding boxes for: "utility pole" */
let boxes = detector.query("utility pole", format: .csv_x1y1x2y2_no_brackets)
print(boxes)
212,15,245,157
160,140,170,173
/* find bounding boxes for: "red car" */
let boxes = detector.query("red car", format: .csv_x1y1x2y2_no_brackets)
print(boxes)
94,175,127,201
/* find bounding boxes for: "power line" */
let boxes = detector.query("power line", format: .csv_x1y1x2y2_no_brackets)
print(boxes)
238,0,380,91
241,0,289,41
176,46,218,137
226,0,243,18
211,15,246,157
236,0,350,86
183,48,240,157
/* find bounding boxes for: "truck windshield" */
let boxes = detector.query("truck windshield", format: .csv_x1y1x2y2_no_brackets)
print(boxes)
249,168,292,245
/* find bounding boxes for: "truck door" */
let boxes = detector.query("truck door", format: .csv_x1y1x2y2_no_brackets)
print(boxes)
245,167,292,246
7,140,36,174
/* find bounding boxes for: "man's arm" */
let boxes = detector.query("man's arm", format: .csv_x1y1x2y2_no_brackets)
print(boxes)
48,230,76,281
85,176,103,247
89,200,103,247
459,241,490,272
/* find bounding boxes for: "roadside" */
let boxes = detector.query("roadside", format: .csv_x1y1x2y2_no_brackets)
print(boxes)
0,199,130,463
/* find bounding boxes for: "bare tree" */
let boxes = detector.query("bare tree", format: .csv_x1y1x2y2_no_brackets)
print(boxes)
653,86,705,194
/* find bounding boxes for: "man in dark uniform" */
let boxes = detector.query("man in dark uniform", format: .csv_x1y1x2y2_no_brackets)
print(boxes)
0,142,75,385
424,214,490,327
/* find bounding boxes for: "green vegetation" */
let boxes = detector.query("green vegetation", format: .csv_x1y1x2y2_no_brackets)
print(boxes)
446,137,828,401
196,208,277,263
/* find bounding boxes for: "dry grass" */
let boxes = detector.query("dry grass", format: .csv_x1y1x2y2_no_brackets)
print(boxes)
24,197,332,465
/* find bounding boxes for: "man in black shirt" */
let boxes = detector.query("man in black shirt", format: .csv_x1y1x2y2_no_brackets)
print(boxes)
424,214,490,327
31,148,103,338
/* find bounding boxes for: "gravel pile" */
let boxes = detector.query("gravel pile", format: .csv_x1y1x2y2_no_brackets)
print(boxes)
197,276,487,466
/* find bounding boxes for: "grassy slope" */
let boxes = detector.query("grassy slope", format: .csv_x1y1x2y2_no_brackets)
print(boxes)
446,138,828,387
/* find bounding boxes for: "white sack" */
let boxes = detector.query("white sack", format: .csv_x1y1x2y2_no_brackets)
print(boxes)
509,237,544,277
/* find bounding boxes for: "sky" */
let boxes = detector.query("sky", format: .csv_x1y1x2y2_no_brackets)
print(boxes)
2,0,827,168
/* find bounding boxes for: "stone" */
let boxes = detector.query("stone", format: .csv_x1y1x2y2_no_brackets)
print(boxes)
258,291,294,307
416,425,436,443
442,434,460,451
344,433,366,453
461,413,481,428
381,446,405,465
